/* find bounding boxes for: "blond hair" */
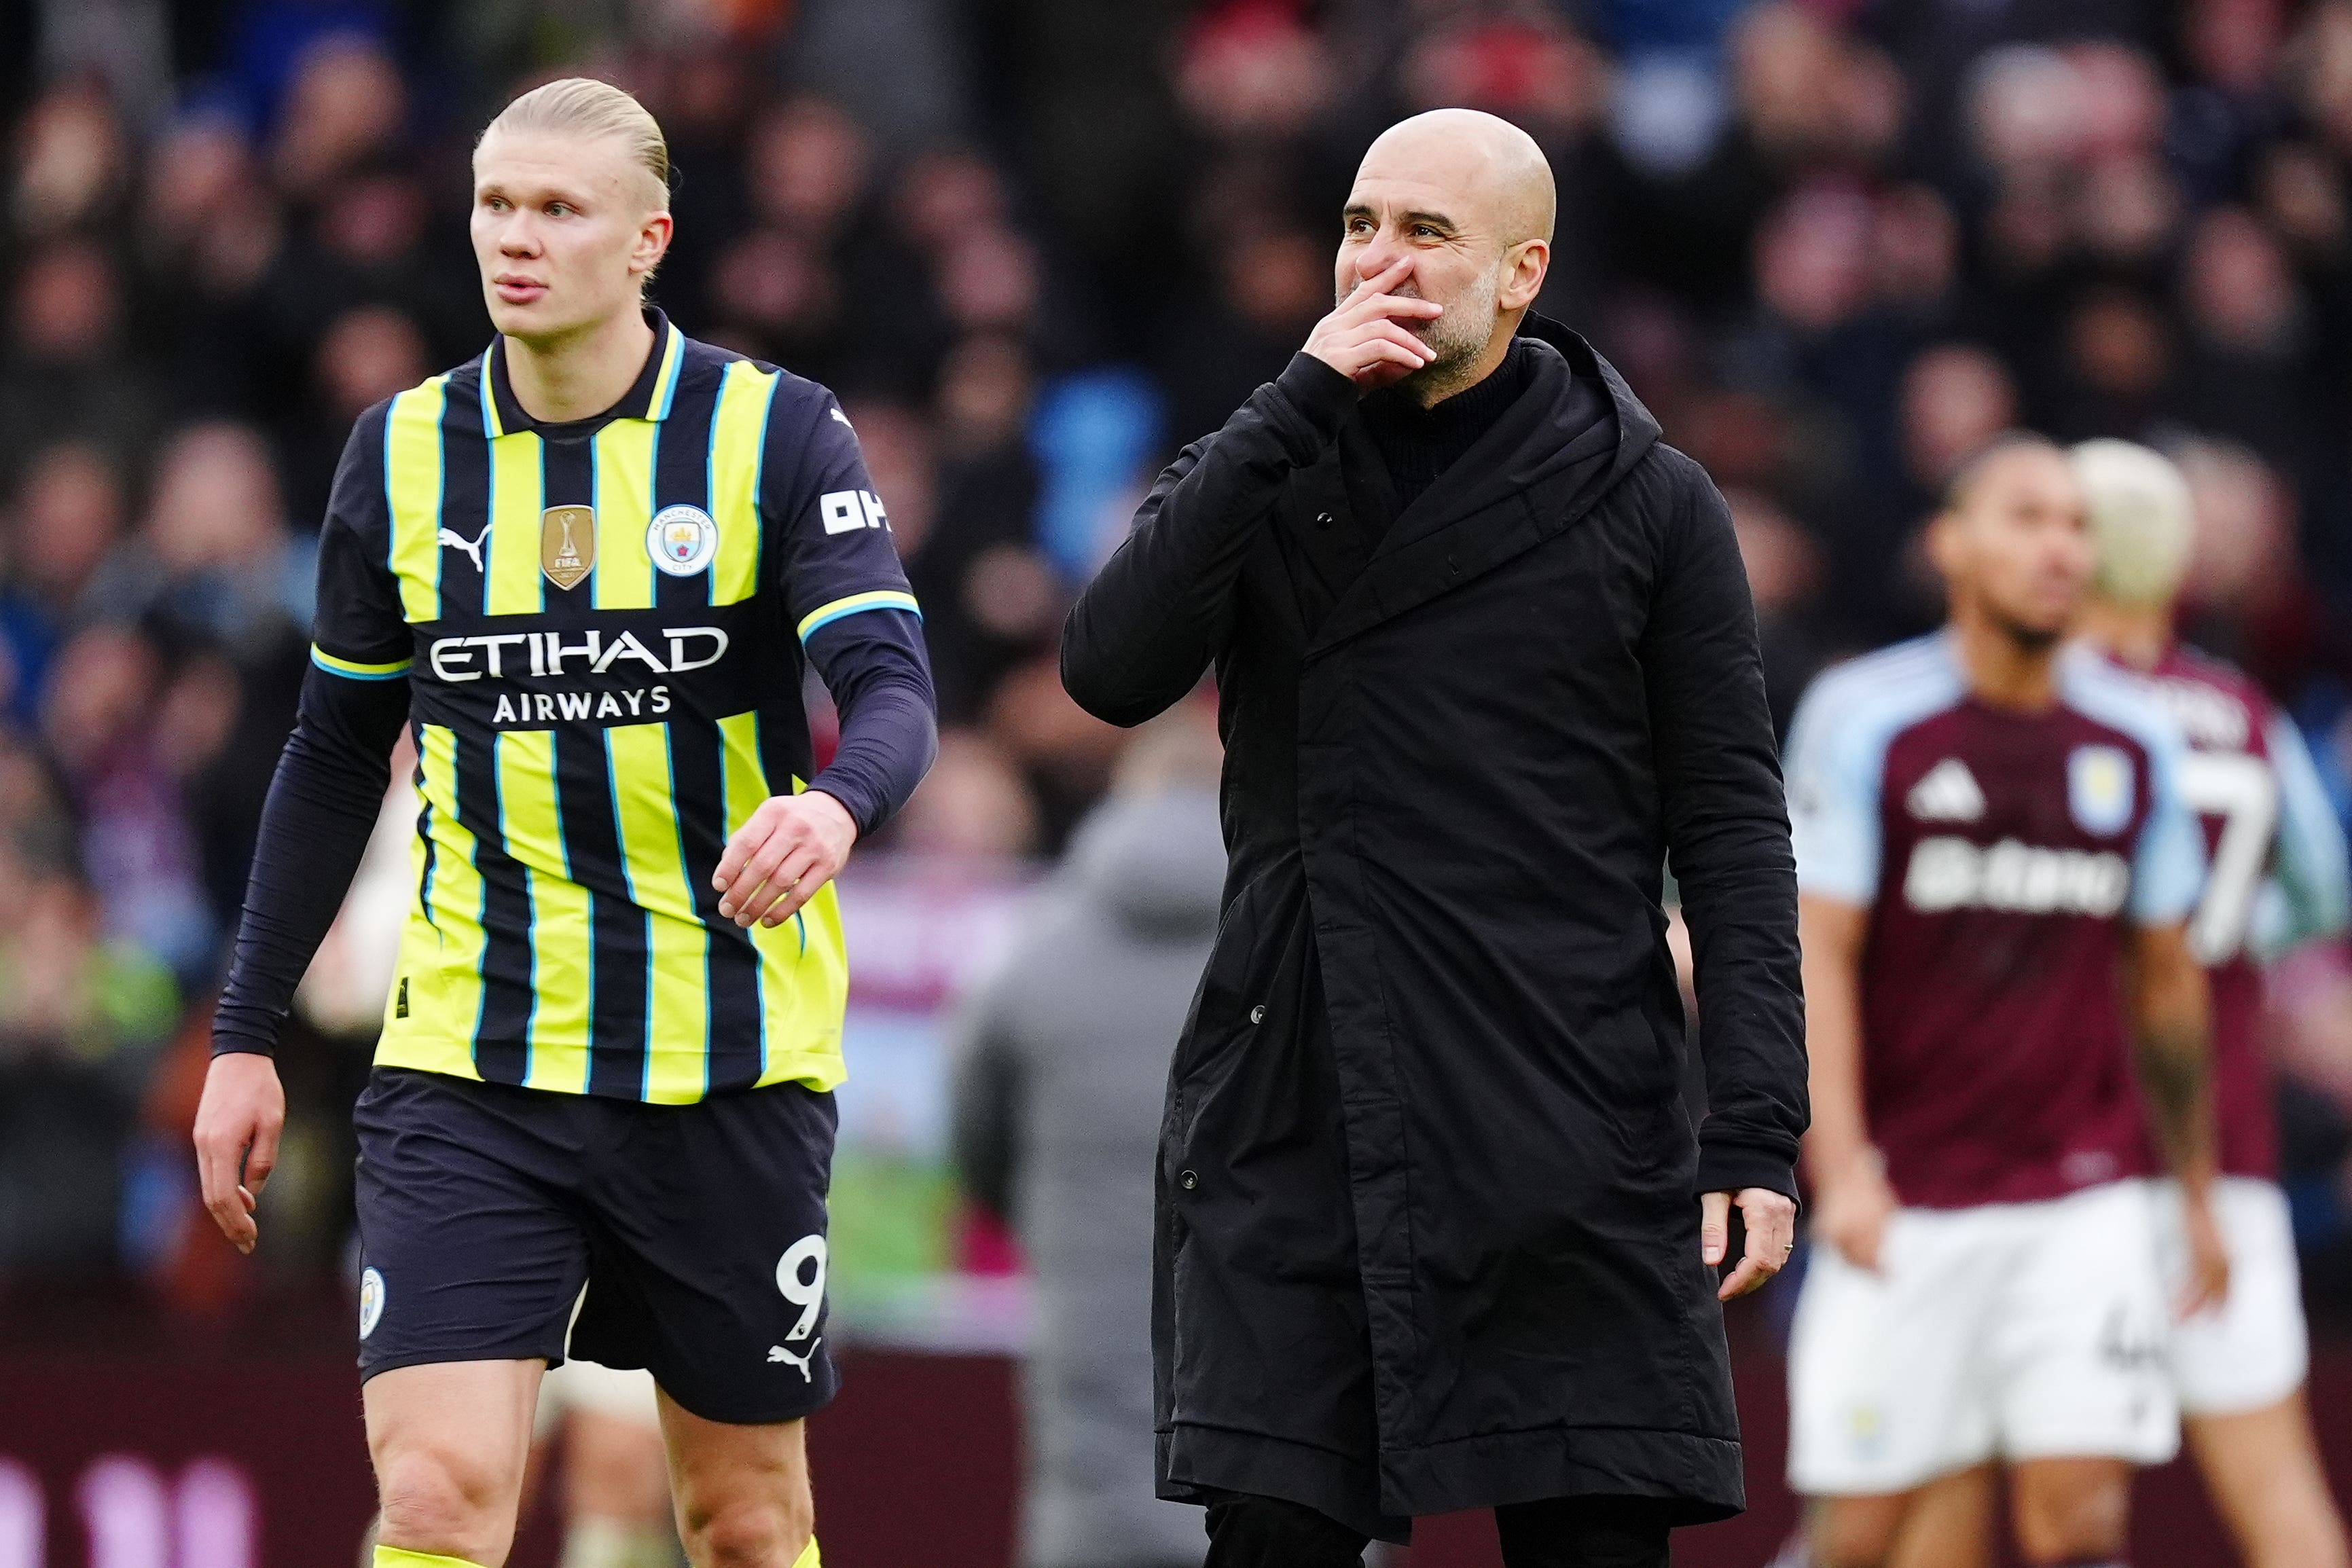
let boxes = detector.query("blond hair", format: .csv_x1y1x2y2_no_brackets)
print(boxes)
480,77,670,204
2072,438,2195,608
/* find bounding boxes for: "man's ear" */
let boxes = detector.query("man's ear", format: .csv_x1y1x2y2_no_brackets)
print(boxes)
1923,510,1962,583
633,210,675,278
1500,238,1549,312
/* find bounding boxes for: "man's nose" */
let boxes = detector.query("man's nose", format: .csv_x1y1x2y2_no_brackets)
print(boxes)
499,217,541,255
1354,233,1409,287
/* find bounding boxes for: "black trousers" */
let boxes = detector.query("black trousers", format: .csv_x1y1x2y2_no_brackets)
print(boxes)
1203,1493,1673,1568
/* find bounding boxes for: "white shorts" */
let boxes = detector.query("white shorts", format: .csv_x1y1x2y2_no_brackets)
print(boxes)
533,1355,664,1442
1788,1180,2178,1497
2149,1175,2309,1417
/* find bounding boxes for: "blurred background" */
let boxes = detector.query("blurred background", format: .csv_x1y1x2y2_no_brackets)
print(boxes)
8,0,2352,1564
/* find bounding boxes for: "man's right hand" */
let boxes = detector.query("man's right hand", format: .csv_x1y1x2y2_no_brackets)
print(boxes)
193,1051,285,1255
1813,1150,1898,1273
1304,258,1442,390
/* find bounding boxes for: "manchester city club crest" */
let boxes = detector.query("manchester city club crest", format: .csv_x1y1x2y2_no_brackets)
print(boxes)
541,505,597,590
647,503,719,577
2067,745,2135,837
359,1266,385,1340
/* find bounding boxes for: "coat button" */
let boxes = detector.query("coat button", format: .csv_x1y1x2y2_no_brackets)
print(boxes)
1314,511,1335,530
1179,1169,1199,1191
1249,1004,1265,1023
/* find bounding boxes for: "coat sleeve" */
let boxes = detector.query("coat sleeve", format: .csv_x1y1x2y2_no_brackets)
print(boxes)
1640,450,1809,1201
1061,353,1356,726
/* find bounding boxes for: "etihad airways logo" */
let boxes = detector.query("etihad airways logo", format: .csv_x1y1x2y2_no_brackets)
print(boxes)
1902,835,2130,917
426,626,728,684
426,626,730,728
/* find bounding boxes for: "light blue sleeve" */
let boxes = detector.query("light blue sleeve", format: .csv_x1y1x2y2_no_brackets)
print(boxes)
2131,718,2208,926
2262,713,2351,951
1784,680,1883,905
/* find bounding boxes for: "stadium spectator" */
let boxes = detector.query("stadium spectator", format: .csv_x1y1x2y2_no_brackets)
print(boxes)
949,708,1223,1568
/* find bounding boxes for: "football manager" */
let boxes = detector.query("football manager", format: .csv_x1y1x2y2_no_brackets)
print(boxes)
1061,109,1809,1567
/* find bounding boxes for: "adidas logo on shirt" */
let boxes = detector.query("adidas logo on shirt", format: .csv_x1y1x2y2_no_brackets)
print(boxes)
1906,759,1986,822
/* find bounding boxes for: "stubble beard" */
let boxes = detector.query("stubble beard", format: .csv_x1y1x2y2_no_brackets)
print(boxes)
1341,262,1504,404
1392,266,1502,404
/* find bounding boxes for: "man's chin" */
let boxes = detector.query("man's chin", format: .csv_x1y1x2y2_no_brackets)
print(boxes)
486,294,585,343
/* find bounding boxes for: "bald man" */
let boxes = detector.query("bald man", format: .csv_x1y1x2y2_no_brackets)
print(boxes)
1064,111,1807,1567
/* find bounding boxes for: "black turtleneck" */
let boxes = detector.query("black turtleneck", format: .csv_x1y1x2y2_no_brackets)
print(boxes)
1361,340,1533,515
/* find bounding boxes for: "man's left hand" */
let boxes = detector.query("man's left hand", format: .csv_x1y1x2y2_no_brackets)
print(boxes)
1702,1187,1798,1301
714,790,858,927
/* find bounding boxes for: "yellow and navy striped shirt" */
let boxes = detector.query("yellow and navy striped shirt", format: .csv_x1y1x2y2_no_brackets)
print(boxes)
308,313,922,1103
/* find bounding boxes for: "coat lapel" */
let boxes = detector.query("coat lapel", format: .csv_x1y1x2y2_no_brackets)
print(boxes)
1303,321,1661,659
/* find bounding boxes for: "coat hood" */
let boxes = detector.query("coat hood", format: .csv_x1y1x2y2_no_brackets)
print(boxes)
1063,784,1227,937
1301,314,1665,658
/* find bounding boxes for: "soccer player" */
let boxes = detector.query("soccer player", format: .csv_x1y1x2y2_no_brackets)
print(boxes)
1783,433,2228,1568
2073,439,2351,1568
191,79,935,1568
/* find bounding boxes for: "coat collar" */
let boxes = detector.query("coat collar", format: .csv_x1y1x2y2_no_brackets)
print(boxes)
1303,315,1662,657
480,308,688,438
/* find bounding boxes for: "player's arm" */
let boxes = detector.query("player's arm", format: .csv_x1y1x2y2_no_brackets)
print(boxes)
1779,664,1897,1272
1800,893,1894,1272
2128,723,2229,1313
2259,712,2351,955
2127,919,2227,1313
1060,260,1436,727
714,393,939,929
197,412,414,1254
1640,459,1806,1300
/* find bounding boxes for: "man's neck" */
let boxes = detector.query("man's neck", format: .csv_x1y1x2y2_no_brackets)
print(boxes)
2073,598,2173,672
1951,611,2062,712
505,306,655,424
1406,312,1523,407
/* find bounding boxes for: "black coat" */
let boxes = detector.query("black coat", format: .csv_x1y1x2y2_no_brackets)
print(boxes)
1061,318,1807,1542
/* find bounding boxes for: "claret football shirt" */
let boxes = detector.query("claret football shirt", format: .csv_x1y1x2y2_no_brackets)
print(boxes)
1784,634,2207,1207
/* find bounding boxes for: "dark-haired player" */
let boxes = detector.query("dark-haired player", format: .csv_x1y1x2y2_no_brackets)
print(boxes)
1784,435,2226,1568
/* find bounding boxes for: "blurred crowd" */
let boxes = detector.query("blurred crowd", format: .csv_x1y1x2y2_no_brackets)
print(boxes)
12,0,2352,1323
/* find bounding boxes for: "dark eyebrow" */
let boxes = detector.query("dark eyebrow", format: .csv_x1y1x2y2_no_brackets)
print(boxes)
1339,203,1460,233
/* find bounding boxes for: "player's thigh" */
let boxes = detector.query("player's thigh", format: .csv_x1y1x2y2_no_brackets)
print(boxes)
2186,1393,2351,1568
551,1362,672,1529
1992,1182,2176,1470
1806,1468,1992,1568
2006,1456,2131,1565
2158,1177,2310,1417
574,1083,840,1426
364,1358,544,1558
352,1070,592,1380
1788,1209,2000,1500
1889,1465,1995,1568
658,1391,813,1565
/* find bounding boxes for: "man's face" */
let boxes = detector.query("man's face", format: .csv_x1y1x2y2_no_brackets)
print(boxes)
471,130,668,344
1334,156,1510,383
1938,446,2095,646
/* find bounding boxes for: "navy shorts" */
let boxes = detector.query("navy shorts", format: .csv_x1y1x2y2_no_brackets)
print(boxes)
352,1068,838,1425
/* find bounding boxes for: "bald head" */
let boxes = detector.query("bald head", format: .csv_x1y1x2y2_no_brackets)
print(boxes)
1357,109,1556,249
1335,110,1555,403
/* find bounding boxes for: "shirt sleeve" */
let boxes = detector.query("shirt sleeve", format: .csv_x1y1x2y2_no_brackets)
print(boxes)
768,392,922,642
309,405,413,681
767,388,938,834
2263,710,2352,950
2130,718,2209,926
1783,676,1883,905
